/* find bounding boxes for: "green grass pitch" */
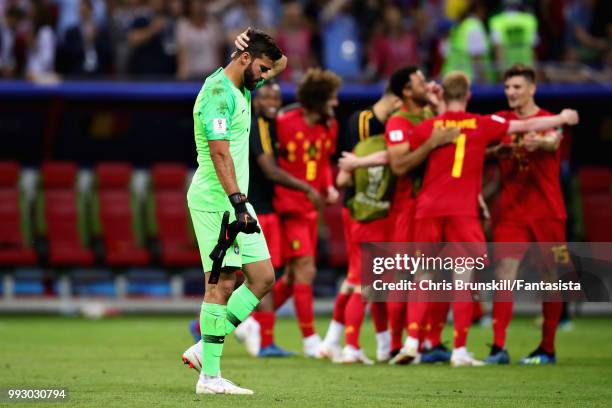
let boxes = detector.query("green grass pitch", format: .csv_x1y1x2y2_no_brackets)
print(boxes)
1,315,611,407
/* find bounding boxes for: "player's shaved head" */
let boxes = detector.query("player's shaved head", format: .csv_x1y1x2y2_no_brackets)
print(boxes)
442,72,471,102
255,80,282,120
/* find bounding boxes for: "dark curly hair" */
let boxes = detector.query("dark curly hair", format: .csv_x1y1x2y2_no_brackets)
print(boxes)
296,68,342,112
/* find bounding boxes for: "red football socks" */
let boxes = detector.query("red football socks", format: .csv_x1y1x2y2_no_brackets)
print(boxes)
273,277,294,310
332,292,350,324
293,283,315,338
540,301,562,353
252,311,275,348
387,301,406,351
345,293,366,348
370,301,388,333
492,291,513,349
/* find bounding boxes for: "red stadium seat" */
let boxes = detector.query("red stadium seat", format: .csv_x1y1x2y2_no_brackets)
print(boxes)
0,161,37,266
93,163,149,267
578,167,611,194
149,163,200,267
39,162,94,266
579,166,612,241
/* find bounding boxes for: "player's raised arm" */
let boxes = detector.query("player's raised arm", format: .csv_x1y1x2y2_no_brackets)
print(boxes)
234,28,287,81
507,109,579,134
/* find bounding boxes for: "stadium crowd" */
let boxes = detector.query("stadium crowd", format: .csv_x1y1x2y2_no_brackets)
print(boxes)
0,0,610,83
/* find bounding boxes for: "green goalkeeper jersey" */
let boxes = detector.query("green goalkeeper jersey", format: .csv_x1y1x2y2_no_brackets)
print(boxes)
187,68,253,212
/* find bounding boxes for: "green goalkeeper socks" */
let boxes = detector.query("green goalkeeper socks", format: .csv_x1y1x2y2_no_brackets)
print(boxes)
201,303,226,377
200,285,259,377
225,284,260,335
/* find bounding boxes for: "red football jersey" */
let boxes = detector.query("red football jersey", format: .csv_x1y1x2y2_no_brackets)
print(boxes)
384,109,419,205
494,109,566,221
273,107,337,214
412,111,510,219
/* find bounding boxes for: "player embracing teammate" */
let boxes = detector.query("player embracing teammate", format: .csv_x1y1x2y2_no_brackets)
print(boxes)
397,71,578,366
485,64,571,366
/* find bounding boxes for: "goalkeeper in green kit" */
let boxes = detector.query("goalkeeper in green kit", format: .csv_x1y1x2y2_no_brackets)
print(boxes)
182,28,287,395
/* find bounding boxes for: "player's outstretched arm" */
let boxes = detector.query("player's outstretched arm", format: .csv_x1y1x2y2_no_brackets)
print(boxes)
338,151,389,172
256,153,322,209
508,109,579,134
389,127,460,177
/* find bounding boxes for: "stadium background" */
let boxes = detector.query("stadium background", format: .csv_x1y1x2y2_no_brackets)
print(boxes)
0,0,611,405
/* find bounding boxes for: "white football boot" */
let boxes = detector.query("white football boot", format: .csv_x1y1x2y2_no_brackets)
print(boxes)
233,316,261,357
451,347,485,367
389,336,419,365
182,340,203,373
375,330,391,362
196,374,254,395
303,333,323,358
339,345,374,365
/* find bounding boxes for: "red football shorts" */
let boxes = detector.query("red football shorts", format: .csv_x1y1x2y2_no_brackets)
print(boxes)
345,212,390,285
389,198,415,242
280,211,319,261
492,218,566,261
257,212,283,268
413,216,487,259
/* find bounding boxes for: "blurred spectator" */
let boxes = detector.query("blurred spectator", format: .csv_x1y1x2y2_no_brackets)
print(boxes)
564,0,609,66
105,0,140,76
127,0,176,77
59,0,113,75
489,0,538,72
176,0,223,80
53,0,106,40
352,0,384,45
441,1,495,83
222,0,274,51
0,5,23,77
319,0,362,80
275,0,315,82
537,0,567,61
26,0,57,81
366,5,419,80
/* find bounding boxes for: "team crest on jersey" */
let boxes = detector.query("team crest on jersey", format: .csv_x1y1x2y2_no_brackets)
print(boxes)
233,245,240,255
213,118,227,134
291,240,301,250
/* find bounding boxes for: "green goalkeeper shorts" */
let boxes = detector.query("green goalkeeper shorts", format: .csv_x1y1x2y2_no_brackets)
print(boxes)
189,203,270,273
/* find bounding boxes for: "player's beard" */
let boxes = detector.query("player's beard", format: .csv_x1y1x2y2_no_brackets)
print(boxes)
413,92,429,107
243,62,259,91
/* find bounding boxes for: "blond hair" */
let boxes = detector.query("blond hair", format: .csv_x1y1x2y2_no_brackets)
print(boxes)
442,72,471,102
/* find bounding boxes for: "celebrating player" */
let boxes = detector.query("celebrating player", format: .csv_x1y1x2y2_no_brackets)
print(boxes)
485,64,570,365
382,66,457,364
272,68,341,357
182,28,286,395
318,87,401,364
406,71,578,366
